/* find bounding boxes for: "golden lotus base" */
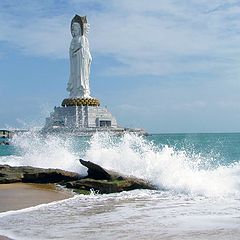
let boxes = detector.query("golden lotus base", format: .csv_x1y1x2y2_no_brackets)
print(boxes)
61,98,100,107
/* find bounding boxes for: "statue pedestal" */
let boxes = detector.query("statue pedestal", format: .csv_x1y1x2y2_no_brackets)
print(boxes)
43,98,120,135
61,98,100,107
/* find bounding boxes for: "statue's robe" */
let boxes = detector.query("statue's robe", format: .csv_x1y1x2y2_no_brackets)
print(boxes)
67,34,91,98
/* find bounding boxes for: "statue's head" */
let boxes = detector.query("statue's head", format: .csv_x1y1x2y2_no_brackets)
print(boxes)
71,22,81,37
71,14,88,37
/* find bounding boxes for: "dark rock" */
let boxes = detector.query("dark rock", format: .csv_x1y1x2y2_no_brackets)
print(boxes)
74,159,157,194
0,160,157,194
66,178,118,194
0,172,6,177
0,164,81,184
0,165,24,183
116,177,156,191
22,170,80,183
66,177,156,194
79,159,111,180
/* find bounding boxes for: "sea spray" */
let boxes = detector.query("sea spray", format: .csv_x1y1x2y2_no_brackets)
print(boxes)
3,131,87,174
1,131,240,197
1,133,240,240
85,132,240,197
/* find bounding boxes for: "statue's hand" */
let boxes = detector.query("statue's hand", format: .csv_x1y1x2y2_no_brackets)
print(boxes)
73,47,81,54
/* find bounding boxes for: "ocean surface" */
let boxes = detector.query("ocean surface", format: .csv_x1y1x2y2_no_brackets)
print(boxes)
0,132,240,239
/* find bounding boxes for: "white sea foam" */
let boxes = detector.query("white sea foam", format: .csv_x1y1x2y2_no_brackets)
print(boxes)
85,133,240,197
2,131,87,174
1,131,240,197
0,188,238,240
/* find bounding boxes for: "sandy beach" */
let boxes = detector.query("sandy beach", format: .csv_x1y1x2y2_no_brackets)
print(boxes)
0,183,73,240
0,183,73,213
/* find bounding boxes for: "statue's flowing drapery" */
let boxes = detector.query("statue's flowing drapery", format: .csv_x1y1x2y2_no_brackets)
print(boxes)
67,17,92,99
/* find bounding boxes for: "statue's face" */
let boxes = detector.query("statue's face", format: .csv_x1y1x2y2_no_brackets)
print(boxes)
71,22,81,37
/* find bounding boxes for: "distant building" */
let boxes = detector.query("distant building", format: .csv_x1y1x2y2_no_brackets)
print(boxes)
0,130,13,138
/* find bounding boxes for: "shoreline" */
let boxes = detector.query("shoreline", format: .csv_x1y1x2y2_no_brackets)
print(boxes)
0,182,73,213
0,183,73,240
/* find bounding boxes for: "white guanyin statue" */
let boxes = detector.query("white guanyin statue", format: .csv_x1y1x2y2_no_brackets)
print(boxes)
67,15,92,98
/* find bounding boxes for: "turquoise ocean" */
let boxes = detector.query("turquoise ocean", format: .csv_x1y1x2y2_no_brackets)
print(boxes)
0,132,240,239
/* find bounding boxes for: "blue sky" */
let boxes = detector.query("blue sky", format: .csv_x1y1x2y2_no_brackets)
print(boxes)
1,0,240,133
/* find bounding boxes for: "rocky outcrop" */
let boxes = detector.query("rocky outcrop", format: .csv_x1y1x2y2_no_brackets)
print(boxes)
64,159,156,194
66,177,156,194
0,165,22,183
79,159,112,180
0,165,81,184
0,160,156,194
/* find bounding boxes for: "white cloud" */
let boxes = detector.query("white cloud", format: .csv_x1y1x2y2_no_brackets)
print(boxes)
0,0,240,78
87,0,240,78
0,13,70,58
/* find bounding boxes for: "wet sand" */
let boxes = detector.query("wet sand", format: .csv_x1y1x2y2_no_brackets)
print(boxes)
0,183,73,240
0,183,73,213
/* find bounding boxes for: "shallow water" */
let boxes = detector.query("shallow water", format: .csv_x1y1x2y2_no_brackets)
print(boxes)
0,191,240,240
0,132,240,239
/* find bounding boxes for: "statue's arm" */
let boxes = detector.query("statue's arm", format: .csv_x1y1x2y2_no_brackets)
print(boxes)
73,47,81,54
71,39,82,55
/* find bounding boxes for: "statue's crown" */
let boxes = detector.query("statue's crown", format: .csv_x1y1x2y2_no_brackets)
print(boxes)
71,14,88,36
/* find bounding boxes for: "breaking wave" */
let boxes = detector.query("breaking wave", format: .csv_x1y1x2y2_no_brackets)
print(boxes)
1,131,240,197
